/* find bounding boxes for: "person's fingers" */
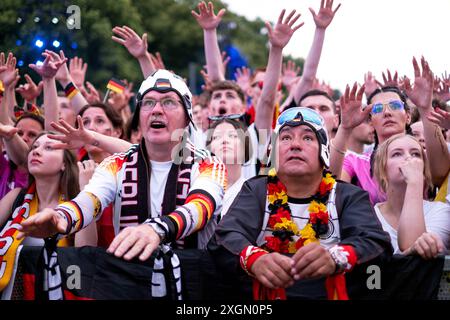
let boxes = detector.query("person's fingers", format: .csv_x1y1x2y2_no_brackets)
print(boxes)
416,237,432,259
284,9,296,25
422,233,438,257
123,239,147,261
292,21,304,32
289,13,301,28
278,9,286,24
295,258,326,280
350,82,357,98
139,243,158,261
107,227,133,255
357,84,366,101
412,57,420,78
308,7,316,18
333,3,342,14
50,121,70,135
259,274,276,289
217,8,226,19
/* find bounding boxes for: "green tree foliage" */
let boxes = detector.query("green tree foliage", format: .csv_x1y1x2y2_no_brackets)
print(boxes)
0,0,308,95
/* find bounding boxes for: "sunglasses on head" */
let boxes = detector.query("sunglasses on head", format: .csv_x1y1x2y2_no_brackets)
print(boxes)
277,107,325,128
370,100,405,115
208,114,244,122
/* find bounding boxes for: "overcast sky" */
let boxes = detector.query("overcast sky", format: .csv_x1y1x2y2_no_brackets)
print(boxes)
222,0,450,92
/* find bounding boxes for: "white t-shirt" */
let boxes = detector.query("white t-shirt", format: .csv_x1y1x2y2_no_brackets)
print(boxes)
221,176,246,218
149,160,173,218
374,200,450,254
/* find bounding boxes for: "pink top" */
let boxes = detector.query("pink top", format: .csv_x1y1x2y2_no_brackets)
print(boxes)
0,152,28,199
342,151,386,205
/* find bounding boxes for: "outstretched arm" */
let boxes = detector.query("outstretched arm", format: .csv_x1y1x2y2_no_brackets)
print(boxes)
404,57,450,186
293,0,341,104
255,9,304,132
0,52,20,125
52,50,89,115
29,50,67,130
192,1,227,82
329,83,370,179
48,116,132,154
112,25,155,78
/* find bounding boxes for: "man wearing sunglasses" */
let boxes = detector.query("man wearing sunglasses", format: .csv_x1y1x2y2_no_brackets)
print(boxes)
209,107,391,299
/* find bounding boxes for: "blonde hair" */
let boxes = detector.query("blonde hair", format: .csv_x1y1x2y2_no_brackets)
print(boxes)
373,133,432,195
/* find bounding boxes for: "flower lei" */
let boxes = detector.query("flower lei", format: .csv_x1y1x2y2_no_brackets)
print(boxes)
264,168,336,254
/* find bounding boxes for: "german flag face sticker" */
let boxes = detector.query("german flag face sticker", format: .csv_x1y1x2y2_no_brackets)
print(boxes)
107,78,126,94
155,78,172,89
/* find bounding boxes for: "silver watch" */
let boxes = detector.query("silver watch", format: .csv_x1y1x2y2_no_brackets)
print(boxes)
328,246,350,274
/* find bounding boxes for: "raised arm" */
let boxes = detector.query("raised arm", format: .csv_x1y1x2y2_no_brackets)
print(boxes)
29,51,67,130
112,25,155,79
404,57,450,186
0,52,20,125
52,50,89,115
0,123,28,166
255,9,304,132
191,1,226,82
293,0,341,104
48,116,132,155
16,74,43,106
329,83,370,179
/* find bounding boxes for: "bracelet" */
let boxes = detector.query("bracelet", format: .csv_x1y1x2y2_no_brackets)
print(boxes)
330,140,346,156
64,82,79,100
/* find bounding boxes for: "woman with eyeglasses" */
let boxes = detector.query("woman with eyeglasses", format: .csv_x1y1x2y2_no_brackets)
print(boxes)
373,134,449,258
329,57,450,205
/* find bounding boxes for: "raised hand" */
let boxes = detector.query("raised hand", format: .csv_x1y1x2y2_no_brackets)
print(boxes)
381,69,399,87
0,52,19,88
403,56,434,111
0,123,19,140
266,9,304,49
234,67,252,93
191,1,226,31
80,81,101,103
108,80,134,111
112,25,148,59
43,50,72,86
78,159,97,189
48,116,95,150
69,56,88,88
282,60,301,88
149,52,166,70
16,74,43,102
339,82,370,130
435,74,450,102
29,51,67,79
200,68,213,91
364,72,381,98
310,0,341,29
427,108,450,130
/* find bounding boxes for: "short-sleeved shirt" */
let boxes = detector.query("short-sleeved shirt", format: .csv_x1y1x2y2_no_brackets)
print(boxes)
374,200,450,254
0,152,28,199
343,151,386,205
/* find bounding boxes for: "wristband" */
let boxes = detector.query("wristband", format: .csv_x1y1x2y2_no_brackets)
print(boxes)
239,245,269,276
64,82,79,100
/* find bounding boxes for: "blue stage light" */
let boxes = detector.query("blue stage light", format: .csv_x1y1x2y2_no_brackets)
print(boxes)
36,60,44,67
52,40,61,48
17,60,24,67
